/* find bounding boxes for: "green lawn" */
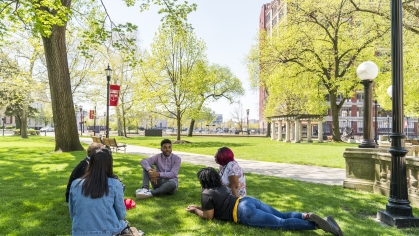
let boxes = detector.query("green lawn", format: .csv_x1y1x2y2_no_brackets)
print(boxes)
116,135,357,168
0,136,418,235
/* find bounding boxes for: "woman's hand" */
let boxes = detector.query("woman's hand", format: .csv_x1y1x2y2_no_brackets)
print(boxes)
186,205,201,212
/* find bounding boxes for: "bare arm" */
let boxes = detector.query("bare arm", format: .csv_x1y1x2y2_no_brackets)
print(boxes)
228,175,240,197
186,205,214,220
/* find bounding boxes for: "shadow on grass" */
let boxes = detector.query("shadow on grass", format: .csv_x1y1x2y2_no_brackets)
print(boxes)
0,137,418,235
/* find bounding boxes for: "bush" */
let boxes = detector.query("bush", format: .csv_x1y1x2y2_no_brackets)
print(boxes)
5,126,15,129
13,129,40,135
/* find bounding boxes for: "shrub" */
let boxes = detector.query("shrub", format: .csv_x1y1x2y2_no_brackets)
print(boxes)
13,129,40,135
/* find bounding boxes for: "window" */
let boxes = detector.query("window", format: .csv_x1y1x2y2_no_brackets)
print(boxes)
341,107,351,117
357,107,364,117
357,93,364,102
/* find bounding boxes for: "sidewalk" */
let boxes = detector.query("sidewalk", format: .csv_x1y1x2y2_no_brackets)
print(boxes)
80,138,345,186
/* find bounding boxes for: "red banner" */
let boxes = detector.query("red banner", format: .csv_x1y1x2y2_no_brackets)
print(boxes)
89,110,94,119
109,85,120,106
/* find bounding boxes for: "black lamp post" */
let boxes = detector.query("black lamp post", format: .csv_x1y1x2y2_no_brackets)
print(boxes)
2,117,5,136
246,109,250,135
79,105,83,136
105,64,112,138
377,0,419,227
357,61,378,148
93,106,97,136
375,100,379,145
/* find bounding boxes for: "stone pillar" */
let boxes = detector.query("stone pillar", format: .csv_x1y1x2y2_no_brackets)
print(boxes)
318,121,323,143
285,120,291,142
271,122,276,140
294,119,300,143
307,120,313,143
299,121,303,141
277,120,283,141
290,121,294,140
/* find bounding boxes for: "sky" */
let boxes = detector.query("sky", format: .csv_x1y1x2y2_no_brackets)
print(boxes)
102,0,269,120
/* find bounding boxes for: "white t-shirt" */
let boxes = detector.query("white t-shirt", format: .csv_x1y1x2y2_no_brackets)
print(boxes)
219,161,246,197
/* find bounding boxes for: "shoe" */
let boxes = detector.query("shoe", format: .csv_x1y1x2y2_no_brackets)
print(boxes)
136,189,153,199
308,213,332,233
135,188,148,194
326,216,343,236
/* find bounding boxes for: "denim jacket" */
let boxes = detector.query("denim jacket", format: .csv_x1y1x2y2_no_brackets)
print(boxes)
69,178,127,235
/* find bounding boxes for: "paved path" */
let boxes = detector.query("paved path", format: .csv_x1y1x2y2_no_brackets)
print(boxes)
80,138,345,186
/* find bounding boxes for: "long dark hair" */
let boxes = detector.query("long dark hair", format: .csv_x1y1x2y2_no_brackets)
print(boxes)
81,149,114,198
197,167,222,189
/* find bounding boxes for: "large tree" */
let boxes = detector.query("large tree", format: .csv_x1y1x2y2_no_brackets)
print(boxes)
349,0,419,117
186,62,245,136
249,0,389,141
0,0,195,151
138,20,206,141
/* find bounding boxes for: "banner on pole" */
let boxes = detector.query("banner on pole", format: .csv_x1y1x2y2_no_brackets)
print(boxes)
109,85,120,106
89,110,94,119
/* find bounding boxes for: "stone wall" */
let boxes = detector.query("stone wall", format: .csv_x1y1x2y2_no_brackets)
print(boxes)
343,145,419,207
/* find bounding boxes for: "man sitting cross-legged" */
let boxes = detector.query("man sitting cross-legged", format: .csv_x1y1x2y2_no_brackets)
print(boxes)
135,139,181,199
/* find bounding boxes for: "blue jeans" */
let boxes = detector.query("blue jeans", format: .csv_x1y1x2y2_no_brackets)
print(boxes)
142,166,177,196
237,197,316,230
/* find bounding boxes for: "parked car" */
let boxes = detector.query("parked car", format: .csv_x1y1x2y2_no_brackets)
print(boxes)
40,126,54,132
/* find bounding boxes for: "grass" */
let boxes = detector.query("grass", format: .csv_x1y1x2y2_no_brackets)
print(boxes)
113,135,357,168
0,136,418,235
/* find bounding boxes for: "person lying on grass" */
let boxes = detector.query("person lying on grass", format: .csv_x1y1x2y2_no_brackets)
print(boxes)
186,167,343,236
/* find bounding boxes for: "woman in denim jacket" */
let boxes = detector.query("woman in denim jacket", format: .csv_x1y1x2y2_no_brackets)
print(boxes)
69,149,127,235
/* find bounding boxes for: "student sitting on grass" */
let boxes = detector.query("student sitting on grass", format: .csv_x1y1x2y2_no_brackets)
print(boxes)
69,149,127,235
135,139,181,199
65,142,103,202
186,167,343,236
214,147,246,197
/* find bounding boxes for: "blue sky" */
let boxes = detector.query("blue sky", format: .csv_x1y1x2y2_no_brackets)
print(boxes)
102,0,269,120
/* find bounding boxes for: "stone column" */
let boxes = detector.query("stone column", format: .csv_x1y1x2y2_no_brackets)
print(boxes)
294,119,300,143
290,121,294,141
307,120,313,143
318,121,323,143
271,122,276,140
299,121,303,141
285,120,291,142
277,120,283,141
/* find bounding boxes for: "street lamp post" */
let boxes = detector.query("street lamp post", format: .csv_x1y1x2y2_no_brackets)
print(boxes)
377,0,419,227
2,117,5,136
105,65,112,138
93,106,97,136
78,105,83,136
375,100,379,145
246,109,250,136
357,61,378,148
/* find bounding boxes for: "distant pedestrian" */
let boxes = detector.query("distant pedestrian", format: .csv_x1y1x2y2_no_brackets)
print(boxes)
186,167,343,236
214,147,246,197
135,139,181,199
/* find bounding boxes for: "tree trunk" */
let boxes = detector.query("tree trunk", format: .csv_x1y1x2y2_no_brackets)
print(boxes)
188,119,195,137
42,24,83,151
329,92,342,142
20,110,28,139
266,121,271,137
176,109,181,141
